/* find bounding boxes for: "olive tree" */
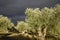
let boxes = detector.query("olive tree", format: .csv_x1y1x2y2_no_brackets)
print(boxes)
25,4,60,40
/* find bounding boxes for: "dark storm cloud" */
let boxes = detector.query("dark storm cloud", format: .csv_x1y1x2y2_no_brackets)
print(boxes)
0,0,60,15
0,0,60,24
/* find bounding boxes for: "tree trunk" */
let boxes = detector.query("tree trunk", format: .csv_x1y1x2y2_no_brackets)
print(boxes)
38,32,45,40
38,27,47,40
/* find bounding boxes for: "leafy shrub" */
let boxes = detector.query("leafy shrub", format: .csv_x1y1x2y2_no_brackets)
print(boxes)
0,15,14,32
16,21,31,33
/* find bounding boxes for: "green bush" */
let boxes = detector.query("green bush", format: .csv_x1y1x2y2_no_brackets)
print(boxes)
0,15,14,33
16,21,31,33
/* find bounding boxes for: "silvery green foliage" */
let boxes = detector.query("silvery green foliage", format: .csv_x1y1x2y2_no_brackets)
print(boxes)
16,21,31,33
47,4,60,38
0,15,14,32
25,8,55,34
25,4,60,38
25,8,43,33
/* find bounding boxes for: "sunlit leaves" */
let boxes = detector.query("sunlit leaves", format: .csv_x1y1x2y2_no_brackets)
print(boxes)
25,8,43,33
25,4,60,38
0,15,14,32
46,4,60,38
16,21,31,33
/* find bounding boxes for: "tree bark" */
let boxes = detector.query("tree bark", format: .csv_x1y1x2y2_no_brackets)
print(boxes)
38,27,47,40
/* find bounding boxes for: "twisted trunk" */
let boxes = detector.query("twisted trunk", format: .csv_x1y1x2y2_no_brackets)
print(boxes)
38,27,47,40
